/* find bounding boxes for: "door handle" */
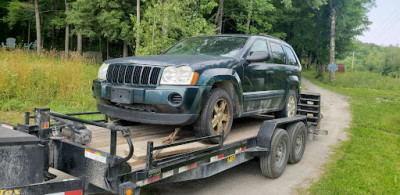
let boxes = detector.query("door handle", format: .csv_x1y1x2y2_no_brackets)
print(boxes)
286,70,292,74
266,71,274,75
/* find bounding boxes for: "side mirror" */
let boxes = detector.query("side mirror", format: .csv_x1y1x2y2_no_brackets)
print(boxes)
246,51,270,62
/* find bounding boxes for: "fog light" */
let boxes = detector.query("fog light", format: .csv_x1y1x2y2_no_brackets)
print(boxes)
168,93,182,105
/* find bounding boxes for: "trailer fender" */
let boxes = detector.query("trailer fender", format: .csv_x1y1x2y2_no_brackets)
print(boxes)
255,116,307,156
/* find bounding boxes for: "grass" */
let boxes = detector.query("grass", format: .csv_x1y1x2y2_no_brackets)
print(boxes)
303,71,400,194
0,49,100,125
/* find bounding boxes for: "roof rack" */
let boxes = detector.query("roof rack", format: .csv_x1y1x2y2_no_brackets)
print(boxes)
258,33,283,41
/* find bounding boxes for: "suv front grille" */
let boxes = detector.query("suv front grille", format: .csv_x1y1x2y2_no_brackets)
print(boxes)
106,64,161,86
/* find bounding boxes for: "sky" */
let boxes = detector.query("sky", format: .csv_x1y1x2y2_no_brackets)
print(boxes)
357,0,400,46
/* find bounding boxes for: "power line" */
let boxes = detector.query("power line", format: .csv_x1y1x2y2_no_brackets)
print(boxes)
369,2,400,41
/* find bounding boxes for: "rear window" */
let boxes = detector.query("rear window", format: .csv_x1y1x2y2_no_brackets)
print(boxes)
270,42,286,64
284,46,298,66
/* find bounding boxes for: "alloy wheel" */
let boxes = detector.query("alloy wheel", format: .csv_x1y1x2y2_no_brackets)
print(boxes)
211,98,230,134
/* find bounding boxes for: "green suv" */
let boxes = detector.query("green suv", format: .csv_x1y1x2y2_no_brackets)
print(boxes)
92,34,301,143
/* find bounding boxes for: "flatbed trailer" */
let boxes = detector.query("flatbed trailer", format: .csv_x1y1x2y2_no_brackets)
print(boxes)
0,93,323,195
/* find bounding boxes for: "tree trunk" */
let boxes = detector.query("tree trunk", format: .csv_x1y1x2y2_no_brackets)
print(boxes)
34,0,41,55
162,0,169,36
298,48,303,65
65,0,69,55
246,0,253,33
51,0,55,49
99,36,102,53
123,42,128,57
28,0,32,45
329,0,336,82
215,0,224,34
135,0,140,56
77,31,82,55
106,40,110,59
307,51,312,70
28,21,31,45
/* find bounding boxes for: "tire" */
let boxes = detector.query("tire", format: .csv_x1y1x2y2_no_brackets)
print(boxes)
194,88,234,144
275,90,297,118
260,128,290,178
287,122,307,164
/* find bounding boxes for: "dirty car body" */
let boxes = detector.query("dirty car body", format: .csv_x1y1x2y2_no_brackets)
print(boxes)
92,34,301,140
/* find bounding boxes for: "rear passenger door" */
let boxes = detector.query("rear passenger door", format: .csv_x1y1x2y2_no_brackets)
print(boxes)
266,41,288,108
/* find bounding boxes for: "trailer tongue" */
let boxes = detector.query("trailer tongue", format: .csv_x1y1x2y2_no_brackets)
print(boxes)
0,93,323,195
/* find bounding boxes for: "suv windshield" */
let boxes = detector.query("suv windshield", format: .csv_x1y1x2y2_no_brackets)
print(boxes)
164,36,248,57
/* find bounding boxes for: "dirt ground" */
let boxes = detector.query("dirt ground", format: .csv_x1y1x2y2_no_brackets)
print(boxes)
144,78,351,195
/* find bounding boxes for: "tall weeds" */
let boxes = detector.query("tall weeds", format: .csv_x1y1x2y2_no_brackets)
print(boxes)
304,71,400,91
0,49,99,113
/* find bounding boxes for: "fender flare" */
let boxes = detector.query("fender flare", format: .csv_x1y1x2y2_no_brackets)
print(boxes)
197,68,244,116
256,116,307,155
286,75,300,99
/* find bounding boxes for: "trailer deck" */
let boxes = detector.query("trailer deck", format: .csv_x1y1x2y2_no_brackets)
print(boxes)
87,116,270,170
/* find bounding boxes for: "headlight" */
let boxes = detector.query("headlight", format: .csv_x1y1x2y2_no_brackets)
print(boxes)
98,63,110,80
160,66,198,85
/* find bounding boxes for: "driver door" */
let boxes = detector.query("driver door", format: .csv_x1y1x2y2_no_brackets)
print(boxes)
242,39,275,113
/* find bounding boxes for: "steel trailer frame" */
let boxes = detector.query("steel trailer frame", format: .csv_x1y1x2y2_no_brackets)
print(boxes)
0,93,322,195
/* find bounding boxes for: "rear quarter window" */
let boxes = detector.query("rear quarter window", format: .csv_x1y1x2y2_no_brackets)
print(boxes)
284,46,298,66
270,42,286,64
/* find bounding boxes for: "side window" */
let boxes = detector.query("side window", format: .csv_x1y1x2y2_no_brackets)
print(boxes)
284,46,298,66
270,42,286,64
249,39,268,55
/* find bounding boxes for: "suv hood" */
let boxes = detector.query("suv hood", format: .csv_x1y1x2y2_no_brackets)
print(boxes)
104,54,239,67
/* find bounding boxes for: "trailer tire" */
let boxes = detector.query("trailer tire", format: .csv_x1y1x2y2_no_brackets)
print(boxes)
287,122,307,164
194,88,233,144
260,128,290,178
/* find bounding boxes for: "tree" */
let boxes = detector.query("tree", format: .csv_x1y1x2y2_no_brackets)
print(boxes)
329,0,336,82
135,0,140,56
97,0,135,57
2,0,35,44
133,0,216,56
215,0,223,34
66,0,99,54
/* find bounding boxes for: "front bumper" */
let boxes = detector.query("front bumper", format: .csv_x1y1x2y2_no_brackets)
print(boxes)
92,79,211,125
97,102,198,125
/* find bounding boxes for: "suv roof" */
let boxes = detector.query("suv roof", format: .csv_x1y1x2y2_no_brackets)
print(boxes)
193,34,289,46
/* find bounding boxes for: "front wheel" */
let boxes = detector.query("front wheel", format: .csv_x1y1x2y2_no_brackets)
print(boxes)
194,88,234,144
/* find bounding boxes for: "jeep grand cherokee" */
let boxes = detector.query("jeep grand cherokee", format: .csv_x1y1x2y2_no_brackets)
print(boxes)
92,34,301,143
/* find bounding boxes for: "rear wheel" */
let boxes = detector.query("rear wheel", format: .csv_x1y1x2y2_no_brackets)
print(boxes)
260,128,290,178
287,122,307,164
194,88,234,144
275,90,297,118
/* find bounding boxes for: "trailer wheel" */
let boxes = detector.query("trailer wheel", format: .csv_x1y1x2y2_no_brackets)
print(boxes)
260,128,290,178
287,122,307,164
194,88,233,144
